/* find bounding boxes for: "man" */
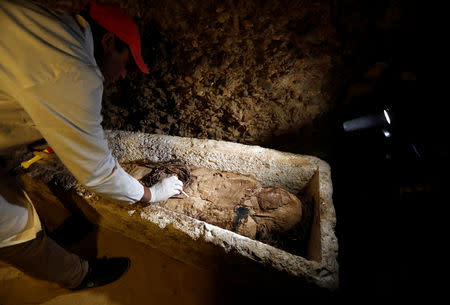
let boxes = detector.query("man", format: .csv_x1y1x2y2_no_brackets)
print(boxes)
0,0,183,290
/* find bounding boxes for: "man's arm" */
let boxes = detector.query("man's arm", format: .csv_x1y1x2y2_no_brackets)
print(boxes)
141,186,151,202
17,66,145,204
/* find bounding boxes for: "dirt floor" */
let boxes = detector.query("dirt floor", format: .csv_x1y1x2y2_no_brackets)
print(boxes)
0,226,267,305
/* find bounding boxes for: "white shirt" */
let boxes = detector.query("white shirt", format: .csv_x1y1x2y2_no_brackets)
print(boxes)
0,0,144,245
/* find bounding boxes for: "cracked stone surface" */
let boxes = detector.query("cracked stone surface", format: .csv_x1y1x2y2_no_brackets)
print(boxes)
10,131,338,291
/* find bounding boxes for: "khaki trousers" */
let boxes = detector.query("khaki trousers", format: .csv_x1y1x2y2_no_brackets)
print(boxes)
0,230,89,289
0,166,88,289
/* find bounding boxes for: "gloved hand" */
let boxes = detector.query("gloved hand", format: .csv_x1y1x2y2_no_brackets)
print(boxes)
149,176,183,203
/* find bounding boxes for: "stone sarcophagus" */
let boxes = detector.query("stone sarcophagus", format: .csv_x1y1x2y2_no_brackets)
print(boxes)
19,131,338,293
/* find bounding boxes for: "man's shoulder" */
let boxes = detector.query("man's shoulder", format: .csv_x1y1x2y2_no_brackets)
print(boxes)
0,0,102,90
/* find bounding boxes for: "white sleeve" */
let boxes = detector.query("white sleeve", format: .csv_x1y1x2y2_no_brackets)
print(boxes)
16,66,144,204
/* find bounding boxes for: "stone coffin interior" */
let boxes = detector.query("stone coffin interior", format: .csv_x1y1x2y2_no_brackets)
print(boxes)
20,131,338,290
122,160,314,259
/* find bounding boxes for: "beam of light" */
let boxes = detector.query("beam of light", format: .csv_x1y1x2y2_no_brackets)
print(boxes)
411,143,421,158
384,109,391,124
343,114,385,132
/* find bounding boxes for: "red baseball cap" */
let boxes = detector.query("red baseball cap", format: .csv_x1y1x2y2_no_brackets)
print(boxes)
88,1,149,74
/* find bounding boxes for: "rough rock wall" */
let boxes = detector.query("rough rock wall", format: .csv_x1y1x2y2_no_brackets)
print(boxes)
34,0,339,146
34,0,416,156
102,0,339,149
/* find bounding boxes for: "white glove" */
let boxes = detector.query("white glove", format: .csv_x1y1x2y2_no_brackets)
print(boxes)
149,176,183,203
